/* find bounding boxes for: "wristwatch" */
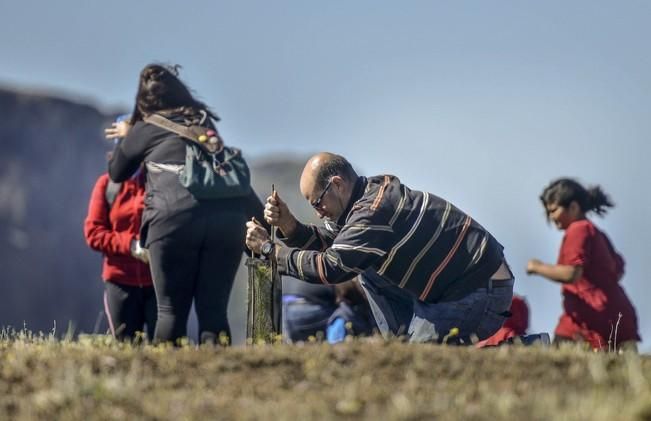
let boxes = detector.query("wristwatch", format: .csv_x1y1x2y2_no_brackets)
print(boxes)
261,241,275,258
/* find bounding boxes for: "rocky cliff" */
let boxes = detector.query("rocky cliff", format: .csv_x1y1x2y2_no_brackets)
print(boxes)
0,87,315,342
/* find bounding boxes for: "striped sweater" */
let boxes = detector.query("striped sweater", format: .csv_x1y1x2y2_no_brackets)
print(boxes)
275,175,505,303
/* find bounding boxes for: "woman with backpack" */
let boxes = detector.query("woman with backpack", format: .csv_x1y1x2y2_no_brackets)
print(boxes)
106,64,265,345
84,163,156,342
526,178,640,351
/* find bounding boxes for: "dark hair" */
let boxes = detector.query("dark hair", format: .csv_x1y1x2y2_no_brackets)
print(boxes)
540,178,614,219
315,154,357,189
130,64,219,124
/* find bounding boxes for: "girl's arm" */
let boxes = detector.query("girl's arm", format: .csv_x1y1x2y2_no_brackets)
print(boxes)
83,176,135,256
526,259,583,284
108,122,148,182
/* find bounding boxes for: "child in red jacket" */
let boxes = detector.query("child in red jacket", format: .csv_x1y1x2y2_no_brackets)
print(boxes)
84,170,156,341
527,178,640,351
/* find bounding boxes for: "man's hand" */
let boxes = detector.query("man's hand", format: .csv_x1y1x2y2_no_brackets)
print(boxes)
334,279,367,305
105,120,131,140
264,191,298,237
246,217,271,254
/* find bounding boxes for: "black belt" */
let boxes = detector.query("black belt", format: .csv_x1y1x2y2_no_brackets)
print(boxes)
435,261,512,302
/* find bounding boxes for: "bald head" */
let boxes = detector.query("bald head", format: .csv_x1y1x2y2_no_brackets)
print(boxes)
300,152,356,193
299,152,358,220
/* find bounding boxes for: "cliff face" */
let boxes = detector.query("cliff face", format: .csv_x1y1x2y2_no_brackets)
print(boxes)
0,88,114,334
0,87,316,340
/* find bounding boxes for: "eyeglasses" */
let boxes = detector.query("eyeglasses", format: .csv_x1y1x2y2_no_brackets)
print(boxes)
311,179,333,209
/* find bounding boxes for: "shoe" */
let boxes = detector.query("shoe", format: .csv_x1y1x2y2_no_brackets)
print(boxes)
517,332,551,346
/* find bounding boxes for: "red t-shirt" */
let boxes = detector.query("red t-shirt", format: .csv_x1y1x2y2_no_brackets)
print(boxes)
554,219,640,349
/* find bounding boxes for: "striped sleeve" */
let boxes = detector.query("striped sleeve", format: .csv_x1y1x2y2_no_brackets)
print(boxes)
276,222,335,251
276,211,394,284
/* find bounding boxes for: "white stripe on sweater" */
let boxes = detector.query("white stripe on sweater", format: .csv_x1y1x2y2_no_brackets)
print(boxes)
378,191,430,275
342,224,394,233
331,243,386,256
388,185,407,227
399,201,452,287
296,250,307,280
325,252,364,274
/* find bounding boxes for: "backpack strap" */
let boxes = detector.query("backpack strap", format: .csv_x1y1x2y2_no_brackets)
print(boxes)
144,114,197,141
144,113,222,154
105,180,122,209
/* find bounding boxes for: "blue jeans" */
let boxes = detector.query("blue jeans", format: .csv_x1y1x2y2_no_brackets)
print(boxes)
360,270,514,344
282,295,335,342
282,295,375,343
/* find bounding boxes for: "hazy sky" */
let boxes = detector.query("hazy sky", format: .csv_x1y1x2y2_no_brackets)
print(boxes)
1,1,649,349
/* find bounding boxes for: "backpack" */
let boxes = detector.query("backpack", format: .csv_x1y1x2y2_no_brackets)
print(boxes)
143,112,251,200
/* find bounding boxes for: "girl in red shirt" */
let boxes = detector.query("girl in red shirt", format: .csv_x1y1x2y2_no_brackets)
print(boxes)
527,178,640,351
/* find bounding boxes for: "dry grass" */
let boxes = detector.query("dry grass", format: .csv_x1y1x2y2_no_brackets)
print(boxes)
1,330,650,420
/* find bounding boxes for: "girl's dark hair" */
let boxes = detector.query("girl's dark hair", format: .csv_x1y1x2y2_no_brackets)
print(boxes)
540,178,614,219
130,63,219,124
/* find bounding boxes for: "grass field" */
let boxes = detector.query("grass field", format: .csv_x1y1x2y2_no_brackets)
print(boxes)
1,331,650,420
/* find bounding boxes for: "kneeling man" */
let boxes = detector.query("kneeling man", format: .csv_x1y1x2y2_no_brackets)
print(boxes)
246,152,514,344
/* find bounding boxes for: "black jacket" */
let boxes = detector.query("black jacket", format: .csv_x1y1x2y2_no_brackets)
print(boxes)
276,175,505,303
108,114,264,246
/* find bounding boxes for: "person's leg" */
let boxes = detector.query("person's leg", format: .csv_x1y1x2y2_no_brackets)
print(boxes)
358,271,415,338
470,261,516,341
142,286,158,343
326,302,376,343
409,278,514,344
194,212,246,345
194,247,240,345
148,236,200,344
283,297,336,342
104,282,126,339
282,278,339,343
472,279,514,340
104,282,145,341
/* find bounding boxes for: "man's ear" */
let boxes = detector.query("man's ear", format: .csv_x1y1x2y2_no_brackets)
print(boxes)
331,175,344,189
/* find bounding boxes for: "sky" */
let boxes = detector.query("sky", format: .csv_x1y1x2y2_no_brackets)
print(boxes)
1,0,649,349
